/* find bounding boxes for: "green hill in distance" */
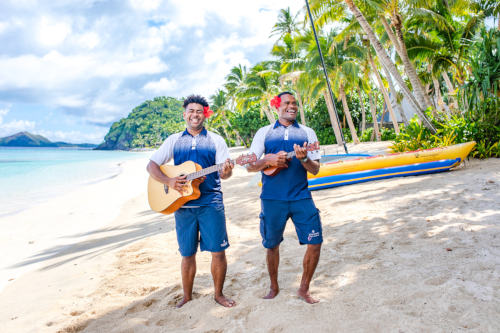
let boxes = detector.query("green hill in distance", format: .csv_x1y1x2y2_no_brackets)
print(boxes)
96,96,185,150
0,131,96,148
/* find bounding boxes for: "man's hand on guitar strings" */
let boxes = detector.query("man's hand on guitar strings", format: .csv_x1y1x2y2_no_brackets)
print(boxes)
167,175,188,194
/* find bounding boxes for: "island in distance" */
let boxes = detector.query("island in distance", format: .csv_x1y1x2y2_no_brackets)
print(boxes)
0,131,97,148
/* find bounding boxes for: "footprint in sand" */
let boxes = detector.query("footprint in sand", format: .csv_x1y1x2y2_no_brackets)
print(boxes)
125,298,158,315
424,275,448,286
69,310,84,316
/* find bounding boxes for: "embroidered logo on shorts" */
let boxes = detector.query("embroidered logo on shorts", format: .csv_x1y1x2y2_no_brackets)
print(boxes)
220,239,228,247
307,230,320,241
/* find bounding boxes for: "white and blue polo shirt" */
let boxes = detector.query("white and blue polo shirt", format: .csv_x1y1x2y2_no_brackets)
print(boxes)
150,128,230,207
250,121,321,201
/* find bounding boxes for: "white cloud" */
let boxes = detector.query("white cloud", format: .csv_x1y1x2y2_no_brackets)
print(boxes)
76,32,100,49
37,16,72,46
54,95,88,108
0,51,168,90
38,129,107,144
0,107,9,120
0,22,8,34
0,105,36,137
129,0,162,11
143,77,178,94
0,119,36,137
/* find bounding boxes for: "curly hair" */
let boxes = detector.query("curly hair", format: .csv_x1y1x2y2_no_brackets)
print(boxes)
277,91,294,98
183,94,209,108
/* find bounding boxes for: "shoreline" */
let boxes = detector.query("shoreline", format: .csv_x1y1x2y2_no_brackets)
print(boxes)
0,157,151,293
0,150,150,218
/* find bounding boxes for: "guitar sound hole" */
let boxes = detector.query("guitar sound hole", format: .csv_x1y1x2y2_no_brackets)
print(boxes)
163,184,169,194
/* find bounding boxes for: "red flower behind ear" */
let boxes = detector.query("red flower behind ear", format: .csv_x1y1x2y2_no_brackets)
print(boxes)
203,106,214,118
270,96,281,109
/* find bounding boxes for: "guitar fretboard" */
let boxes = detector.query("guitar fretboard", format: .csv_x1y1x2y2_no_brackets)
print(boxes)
186,160,234,181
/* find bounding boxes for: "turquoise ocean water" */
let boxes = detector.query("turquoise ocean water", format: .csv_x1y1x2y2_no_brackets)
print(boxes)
0,147,149,216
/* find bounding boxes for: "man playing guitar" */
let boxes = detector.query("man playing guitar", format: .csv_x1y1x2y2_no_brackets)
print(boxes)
146,95,236,308
246,91,323,304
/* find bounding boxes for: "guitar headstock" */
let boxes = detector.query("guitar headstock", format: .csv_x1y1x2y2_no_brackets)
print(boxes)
235,153,257,166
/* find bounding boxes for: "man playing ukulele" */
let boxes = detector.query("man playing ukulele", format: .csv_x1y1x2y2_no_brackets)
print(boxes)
147,95,236,308
247,91,323,304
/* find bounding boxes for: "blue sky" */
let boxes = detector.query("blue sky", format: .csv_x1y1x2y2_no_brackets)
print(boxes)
0,0,303,143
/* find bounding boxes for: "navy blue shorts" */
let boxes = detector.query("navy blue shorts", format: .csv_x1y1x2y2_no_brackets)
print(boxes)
174,206,229,257
259,199,322,249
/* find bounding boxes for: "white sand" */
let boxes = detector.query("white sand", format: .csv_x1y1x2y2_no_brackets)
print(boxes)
0,142,499,333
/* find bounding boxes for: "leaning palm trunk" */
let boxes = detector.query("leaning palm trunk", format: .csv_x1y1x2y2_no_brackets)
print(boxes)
344,0,436,133
369,92,381,141
357,86,367,132
442,72,459,110
432,76,447,113
263,106,276,124
368,52,400,133
323,91,343,145
382,63,408,126
384,15,433,111
296,89,307,125
340,85,360,144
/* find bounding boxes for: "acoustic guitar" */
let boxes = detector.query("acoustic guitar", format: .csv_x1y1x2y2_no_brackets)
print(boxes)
148,154,257,214
262,142,320,176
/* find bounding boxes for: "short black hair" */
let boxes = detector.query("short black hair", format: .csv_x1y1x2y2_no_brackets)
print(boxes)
277,91,294,98
183,94,209,108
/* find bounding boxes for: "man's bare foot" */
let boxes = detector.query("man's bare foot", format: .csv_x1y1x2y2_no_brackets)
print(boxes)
263,288,279,299
176,297,192,308
214,295,236,307
297,289,319,304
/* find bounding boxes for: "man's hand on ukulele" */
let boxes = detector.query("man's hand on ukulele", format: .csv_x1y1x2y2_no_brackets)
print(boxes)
222,158,234,174
294,142,308,161
167,175,188,194
266,151,288,168
220,158,234,178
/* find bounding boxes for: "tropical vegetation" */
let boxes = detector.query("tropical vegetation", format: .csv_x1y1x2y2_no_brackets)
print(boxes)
100,1,499,157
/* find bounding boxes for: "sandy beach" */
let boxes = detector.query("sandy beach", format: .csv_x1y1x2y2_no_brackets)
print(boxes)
0,142,499,333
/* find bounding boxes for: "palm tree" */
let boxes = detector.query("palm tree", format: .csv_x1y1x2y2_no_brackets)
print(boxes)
209,89,244,145
271,31,308,125
300,29,345,145
343,0,436,132
327,35,363,143
270,7,301,39
404,0,486,110
309,0,436,132
236,61,281,124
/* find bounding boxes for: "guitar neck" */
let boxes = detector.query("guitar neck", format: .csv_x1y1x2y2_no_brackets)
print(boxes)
186,159,234,181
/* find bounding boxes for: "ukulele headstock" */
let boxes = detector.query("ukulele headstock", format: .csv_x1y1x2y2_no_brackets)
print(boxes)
306,142,320,151
235,153,257,166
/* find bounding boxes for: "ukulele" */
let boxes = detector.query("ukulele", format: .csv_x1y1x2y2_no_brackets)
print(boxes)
262,142,320,176
148,154,257,214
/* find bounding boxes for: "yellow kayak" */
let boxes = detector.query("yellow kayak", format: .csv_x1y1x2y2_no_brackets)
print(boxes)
309,141,476,179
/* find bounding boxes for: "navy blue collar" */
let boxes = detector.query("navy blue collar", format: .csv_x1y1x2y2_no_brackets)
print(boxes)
182,127,207,137
273,120,300,129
